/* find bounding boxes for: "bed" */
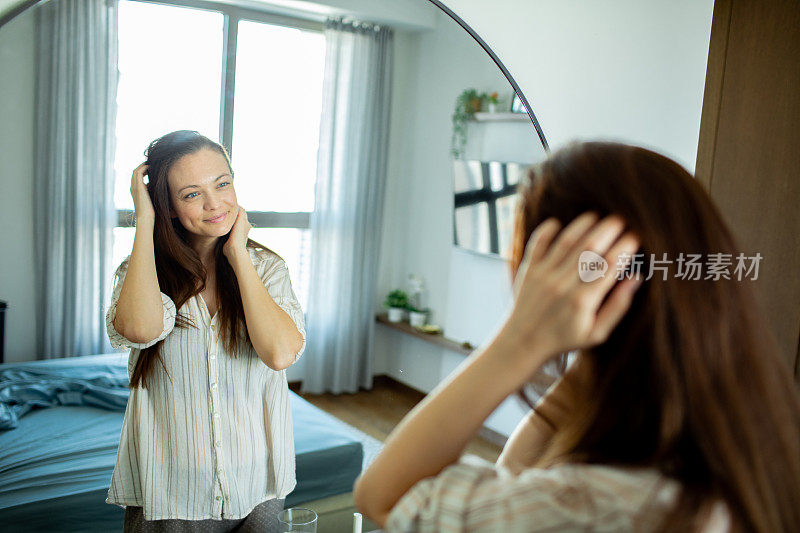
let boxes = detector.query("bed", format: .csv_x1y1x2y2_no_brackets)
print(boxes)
0,354,382,532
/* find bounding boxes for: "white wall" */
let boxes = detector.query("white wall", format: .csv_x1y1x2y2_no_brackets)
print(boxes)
0,8,36,363
373,8,543,437
442,0,715,172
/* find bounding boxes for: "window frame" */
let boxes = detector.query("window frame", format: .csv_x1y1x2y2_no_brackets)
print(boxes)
115,0,323,231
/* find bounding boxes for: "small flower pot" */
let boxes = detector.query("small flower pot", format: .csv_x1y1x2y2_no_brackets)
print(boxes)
409,310,427,328
387,307,405,322
487,102,497,113
468,97,482,113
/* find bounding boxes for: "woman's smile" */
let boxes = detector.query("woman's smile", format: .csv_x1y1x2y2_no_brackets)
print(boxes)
205,212,228,223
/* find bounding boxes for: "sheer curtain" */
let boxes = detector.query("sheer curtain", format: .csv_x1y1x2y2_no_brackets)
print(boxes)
301,19,393,394
34,0,118,358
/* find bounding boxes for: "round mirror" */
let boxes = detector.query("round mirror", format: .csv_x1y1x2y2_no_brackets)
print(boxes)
0,0,547,530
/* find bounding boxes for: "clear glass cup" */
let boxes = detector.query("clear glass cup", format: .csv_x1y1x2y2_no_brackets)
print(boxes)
278,507,318,532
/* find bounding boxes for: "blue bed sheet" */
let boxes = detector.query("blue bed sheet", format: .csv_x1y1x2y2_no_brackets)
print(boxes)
0,354,382,532
0,353,130,430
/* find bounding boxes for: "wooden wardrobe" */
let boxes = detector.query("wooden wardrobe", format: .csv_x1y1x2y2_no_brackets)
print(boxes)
695,0,800,378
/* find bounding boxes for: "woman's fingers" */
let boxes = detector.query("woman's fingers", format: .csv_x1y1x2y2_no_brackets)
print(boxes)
236,207,248,225
130,163,148,190
585,230,642,344
524,218,562,265
578,215,625,259
230,207,250,233
132,162,147,179
549,214,640,349
513,218,560,299
588,275,642,345
543,212,598,266
557,215,626,275
130,163,155,222
588,231,640,299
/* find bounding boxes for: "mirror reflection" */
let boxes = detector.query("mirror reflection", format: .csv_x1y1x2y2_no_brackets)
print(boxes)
0,0,546,531
453,159,529,259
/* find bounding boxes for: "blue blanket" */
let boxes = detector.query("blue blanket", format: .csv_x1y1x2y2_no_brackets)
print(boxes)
0,354,382,532
0,354,130,430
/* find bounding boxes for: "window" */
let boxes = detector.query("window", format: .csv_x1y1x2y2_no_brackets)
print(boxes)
113,0,325,309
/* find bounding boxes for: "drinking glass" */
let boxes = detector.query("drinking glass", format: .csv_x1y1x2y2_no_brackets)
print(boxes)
278,507,318,532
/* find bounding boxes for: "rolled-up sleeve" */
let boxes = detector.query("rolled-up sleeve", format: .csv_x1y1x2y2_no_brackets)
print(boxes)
105,257,177,351
258,254,306,362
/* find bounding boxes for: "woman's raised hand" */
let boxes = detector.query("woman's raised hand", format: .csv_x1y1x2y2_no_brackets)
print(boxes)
223,206,252,260
498,212,642,373
130,162,155,225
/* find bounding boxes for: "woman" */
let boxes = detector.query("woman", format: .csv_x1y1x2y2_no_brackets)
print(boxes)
105,130,306,532
354,142,800,532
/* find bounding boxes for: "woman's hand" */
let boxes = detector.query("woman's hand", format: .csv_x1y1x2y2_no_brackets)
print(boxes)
497,212,642,376
130,163,155,225
223,206,251,260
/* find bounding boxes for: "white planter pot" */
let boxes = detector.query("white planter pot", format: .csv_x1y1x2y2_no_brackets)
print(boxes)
487,102,497,113
409,310,427,328
387,307,405,322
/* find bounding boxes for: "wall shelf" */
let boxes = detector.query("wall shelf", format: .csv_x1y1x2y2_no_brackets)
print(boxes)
472,112,530,122
375,313,473,355
375,313,557,391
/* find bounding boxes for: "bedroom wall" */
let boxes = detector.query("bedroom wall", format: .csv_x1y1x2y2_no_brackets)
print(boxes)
443,0,715,172
0,9,36,364
372,9,543,438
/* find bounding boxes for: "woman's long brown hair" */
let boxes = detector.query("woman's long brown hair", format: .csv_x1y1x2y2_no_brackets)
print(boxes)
127,130,271,389
511,142,800,531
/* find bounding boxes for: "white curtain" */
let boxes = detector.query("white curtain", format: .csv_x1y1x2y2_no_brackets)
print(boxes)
34,0,118,358
302,19,393,394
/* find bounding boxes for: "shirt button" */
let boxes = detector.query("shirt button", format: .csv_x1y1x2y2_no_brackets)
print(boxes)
210,353,216,359
211,383,218,390
213,412,220,419
215,440,221,447
217,469,224,476
215,495,222,501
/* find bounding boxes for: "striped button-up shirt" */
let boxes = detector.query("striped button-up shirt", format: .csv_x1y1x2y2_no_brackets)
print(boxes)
105,247,306,520
384,455,730,532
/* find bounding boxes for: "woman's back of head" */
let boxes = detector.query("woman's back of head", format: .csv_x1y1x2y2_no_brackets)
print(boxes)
512,141,800,532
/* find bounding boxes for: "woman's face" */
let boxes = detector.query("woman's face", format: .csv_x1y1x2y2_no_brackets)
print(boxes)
167,148,238,239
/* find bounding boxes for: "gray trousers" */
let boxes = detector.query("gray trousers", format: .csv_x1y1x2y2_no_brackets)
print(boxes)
123,498,285,533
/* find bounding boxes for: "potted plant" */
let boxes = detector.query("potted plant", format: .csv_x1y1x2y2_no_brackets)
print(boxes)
407,305,429,328
486,92,500,113
384,290,409,322
451,88,483,159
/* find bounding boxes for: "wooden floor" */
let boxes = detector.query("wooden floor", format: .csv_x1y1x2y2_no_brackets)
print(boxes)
290,376,504,463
